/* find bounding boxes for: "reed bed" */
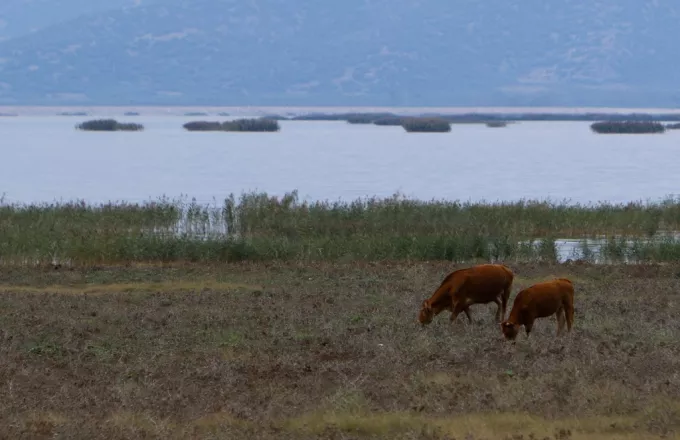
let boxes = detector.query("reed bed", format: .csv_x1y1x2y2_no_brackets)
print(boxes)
183,118,280,132
75,119,144,131
590,121,666,134
3,191,680,265
401,117,451,132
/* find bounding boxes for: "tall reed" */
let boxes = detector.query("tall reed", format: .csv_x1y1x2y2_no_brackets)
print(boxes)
2,191,680,265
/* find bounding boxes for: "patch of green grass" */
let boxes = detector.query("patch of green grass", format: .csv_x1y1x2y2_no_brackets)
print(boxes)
214,330,244,348
26,339,66,358
84,341,120,362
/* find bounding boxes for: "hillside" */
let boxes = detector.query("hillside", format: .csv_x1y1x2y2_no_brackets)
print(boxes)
0,0,140,41
0,0,678,107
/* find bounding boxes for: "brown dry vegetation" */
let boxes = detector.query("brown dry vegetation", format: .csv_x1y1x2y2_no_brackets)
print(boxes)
1,261,680,439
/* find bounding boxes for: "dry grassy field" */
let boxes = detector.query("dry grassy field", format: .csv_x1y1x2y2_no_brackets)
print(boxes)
0,260,679,439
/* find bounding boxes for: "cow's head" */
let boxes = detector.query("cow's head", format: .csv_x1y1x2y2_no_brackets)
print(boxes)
500,321,520,340
418,300,434,325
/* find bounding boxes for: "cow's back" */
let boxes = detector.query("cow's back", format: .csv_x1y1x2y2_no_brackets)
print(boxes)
550,278,575,302
456,264,513,300
519,278,573,318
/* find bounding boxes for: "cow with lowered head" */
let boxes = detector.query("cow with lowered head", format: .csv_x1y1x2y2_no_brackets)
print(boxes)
500,278,575,340
418,264,514,326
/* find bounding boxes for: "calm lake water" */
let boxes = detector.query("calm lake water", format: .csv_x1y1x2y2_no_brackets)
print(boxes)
1,114,680,206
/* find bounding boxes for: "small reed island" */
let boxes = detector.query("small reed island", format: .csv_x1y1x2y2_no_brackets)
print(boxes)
590,120,666,134
183,118,280,132
75,119,144,131
401,117,452,133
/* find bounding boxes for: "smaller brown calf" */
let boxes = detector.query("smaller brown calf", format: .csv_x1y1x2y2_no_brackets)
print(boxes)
501,278,574,340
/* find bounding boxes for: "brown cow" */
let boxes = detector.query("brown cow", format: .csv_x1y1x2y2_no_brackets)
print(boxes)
418,264,514,326
500,278,575,340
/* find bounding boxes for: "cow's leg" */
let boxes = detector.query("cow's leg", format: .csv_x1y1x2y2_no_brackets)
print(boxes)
556,308,566,336
463,306,472,324
500,285,511,321
524,318,535,337
493,297,503,322
450,302,472,324
449,304,461,323
564,297,575,332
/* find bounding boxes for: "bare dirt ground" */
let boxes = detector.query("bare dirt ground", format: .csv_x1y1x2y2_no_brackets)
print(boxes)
1,261,680,439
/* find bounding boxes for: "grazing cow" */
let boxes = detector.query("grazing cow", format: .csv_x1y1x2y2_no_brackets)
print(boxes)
500,278,575,340
418,264,514,326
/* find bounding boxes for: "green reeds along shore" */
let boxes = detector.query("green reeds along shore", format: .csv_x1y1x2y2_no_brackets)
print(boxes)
2,191,680,265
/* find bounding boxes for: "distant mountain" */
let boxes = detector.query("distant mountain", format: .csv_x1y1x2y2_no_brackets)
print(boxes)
0,0,141,41
0,0,679,107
